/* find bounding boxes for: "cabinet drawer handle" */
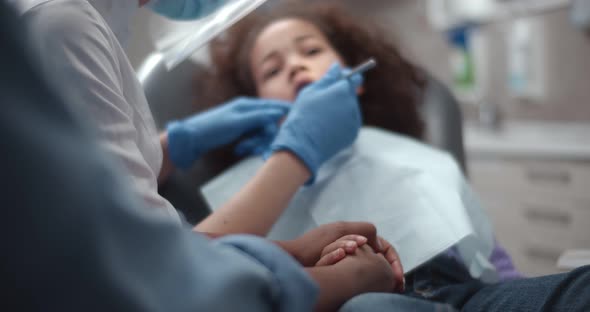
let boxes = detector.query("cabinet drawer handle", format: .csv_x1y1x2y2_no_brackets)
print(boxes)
526,169,571,186
524,246,562,264
524,208,571,227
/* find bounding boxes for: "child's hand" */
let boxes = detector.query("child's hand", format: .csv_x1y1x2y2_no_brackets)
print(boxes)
316,235,405,292
281,222,382,266
315,235,369,266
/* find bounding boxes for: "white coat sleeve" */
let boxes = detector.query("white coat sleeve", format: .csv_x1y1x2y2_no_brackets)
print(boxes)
23,0,178,219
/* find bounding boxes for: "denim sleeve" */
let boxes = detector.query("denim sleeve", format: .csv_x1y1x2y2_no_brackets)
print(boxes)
215,235,319,312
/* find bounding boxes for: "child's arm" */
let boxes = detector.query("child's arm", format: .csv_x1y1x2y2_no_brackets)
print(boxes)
194,151,309,236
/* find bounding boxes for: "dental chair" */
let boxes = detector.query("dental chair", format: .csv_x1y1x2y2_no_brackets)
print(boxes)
141,57,467,224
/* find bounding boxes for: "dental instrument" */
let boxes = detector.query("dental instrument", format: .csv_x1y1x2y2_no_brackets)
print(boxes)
344,58,377,80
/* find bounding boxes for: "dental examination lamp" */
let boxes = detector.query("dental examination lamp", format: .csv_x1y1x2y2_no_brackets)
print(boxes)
138,0,268,128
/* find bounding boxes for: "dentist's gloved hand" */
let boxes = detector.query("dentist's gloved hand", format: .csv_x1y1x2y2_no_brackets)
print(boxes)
269,63,363,184
167,98,290,169
234,123,278,157
148,0,226,20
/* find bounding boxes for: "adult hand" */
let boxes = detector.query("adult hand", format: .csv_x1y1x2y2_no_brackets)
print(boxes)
316,235,405,292
337,245,397,294
268,63,363,184
304,244,396,312
379,236,405,292
166,97,289,169
280,222,381,267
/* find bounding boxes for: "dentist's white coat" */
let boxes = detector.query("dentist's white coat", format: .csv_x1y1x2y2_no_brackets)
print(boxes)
20,0,179,221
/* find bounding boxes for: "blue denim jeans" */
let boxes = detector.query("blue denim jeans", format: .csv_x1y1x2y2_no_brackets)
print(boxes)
341,255,590,311
340,293,456,312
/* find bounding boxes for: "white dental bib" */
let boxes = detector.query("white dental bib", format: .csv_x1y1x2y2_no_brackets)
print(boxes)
203,127,498,282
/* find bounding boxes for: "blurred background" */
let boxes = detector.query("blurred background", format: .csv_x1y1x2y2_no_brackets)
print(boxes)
126,0,590,277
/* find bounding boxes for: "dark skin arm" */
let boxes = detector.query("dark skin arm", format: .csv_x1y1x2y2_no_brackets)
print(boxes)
200,221,383,266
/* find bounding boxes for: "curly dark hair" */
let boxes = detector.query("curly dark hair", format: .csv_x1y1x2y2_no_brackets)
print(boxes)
194,2,426,139
189,2,428,176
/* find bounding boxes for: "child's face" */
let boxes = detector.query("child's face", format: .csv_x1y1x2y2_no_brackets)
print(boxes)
249,18,345,102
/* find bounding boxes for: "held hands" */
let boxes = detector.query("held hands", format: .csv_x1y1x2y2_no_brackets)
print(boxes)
315,235,368,266
269,63,363,184
317,235,405,293
282,222,404,292
166,97,290,169
283,222,382,267
335,245,398,294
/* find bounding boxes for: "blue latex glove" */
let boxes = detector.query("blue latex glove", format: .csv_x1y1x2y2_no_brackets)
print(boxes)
167,97,290,169
147,0,225,20
268,63,364,184
234,123,279,157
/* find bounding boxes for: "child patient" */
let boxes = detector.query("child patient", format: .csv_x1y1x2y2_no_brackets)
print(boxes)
194,1,520,284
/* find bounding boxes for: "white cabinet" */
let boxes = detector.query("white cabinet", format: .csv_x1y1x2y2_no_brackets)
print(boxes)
465,121,590,277
469,158,590,276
